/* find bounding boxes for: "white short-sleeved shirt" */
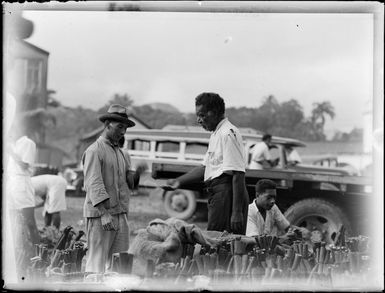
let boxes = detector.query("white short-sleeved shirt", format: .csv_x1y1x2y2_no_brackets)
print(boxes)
288,149,302,163
32,174,67,215
251,142,271,163
7,136,36,210
246,200,290,237
202,118,247,181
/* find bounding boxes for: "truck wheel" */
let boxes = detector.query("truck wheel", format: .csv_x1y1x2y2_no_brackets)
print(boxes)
284,198,352,244
163,189,197,220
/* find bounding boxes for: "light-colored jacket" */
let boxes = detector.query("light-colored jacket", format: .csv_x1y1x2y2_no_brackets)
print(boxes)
82,136,132,218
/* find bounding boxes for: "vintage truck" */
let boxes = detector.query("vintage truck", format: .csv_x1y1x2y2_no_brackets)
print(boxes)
145,130,373,244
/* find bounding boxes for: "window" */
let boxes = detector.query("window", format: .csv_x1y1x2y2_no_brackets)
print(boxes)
185,143,207,155
26,59,43,93
156,141,179,153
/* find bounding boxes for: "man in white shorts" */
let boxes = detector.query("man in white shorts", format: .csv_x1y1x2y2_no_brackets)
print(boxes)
32,174,68,230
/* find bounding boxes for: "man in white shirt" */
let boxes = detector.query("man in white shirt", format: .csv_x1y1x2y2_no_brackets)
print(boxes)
32,174,68,230
246,179,290,236
249,134,278,170
164,93,249,234
6,122,40,279
286,146,302,166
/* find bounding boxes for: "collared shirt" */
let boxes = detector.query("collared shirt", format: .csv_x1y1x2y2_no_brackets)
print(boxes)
246,200,290,237
7,136,36,176
250,141,271,163
287,149,302,163
6,136,36,210
82,136,132,218
202,118,247,181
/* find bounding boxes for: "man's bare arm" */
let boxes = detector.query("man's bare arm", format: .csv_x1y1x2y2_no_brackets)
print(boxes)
163,165,205,190
231,171,248,234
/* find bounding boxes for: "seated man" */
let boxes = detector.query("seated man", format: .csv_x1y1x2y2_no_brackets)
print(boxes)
32,174,68,230
246,179,310,240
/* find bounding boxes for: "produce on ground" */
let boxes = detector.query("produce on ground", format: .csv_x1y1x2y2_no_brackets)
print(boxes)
26,222,371,289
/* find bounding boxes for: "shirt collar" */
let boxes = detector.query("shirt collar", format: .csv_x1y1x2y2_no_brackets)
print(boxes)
98,135,119,147
253,200,275,214
213,117,228,135
253,199,260,213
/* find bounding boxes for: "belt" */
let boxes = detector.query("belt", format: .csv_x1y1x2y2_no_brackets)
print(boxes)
204,174,233,189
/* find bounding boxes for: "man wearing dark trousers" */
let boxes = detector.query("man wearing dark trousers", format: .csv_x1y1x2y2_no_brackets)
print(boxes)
164,92,249,234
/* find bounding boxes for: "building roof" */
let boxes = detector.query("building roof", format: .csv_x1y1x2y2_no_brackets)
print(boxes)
21,40,50,56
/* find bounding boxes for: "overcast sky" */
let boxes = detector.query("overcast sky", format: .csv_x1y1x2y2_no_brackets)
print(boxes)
21,7,374,134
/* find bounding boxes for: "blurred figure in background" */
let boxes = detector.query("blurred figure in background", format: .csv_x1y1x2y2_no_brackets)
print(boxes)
6,117,40,279
32,174,68,230
285,145,302,166
249,134,279,170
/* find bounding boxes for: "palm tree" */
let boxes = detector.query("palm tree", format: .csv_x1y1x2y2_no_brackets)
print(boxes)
310,101,336,141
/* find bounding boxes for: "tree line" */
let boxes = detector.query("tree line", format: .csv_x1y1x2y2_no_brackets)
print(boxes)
95,93,359,142
21,92,361,164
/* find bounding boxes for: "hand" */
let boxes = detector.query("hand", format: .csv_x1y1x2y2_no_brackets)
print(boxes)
162,179,180,191
101,212,117,231
230,212,244,234
16,160,30,170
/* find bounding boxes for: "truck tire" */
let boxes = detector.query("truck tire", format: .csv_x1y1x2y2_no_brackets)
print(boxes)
163,189,197,220
284,198,352,244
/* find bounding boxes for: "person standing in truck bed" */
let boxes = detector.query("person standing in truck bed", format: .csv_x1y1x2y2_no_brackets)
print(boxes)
164,92,249,235
249,133,279,170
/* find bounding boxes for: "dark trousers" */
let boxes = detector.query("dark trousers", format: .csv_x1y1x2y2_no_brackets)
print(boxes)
204,174,248,234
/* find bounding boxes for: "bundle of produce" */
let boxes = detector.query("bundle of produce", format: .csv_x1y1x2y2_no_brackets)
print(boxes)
27,227,87,282
38,226,61,249
48,229,87,281
27,244,51,282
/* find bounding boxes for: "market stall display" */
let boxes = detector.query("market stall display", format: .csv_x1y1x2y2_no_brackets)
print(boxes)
24,220,372,290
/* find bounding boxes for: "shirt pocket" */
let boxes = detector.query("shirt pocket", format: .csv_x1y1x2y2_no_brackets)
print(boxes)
208,151,223,166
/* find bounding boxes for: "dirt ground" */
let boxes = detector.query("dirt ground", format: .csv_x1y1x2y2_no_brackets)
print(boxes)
34,187,207,239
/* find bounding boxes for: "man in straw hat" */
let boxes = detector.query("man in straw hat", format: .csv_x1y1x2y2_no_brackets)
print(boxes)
82,104,146,274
